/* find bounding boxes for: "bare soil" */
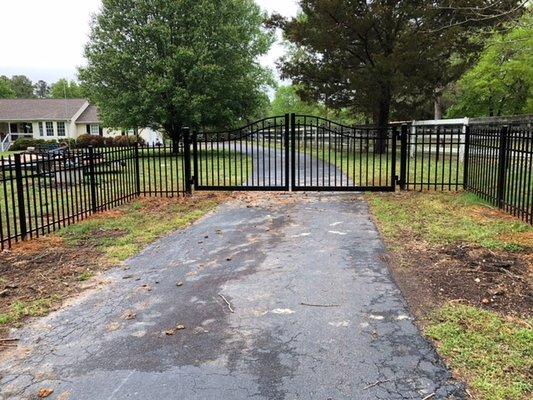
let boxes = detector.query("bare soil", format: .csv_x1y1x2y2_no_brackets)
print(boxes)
0,236,110,341
385,241,532,319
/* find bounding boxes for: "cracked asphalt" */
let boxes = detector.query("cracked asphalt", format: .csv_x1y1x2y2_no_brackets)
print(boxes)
0,193,465,400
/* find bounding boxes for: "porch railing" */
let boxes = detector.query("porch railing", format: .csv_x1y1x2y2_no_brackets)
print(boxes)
0,134,12,153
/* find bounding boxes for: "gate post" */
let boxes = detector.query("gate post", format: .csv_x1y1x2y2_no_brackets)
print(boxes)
183,127,193,195
14,154,27,240
290,113,296,191
399,124,409,190
496,125,509,209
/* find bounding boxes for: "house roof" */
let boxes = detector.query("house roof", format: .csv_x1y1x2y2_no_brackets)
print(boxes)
75,104,101,124
0,99,89,122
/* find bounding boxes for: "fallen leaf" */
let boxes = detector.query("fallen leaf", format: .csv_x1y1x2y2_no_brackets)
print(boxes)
38,388,54,398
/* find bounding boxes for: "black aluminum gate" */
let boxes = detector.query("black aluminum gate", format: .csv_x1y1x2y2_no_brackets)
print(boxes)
193,116,290,191
192,114,397,192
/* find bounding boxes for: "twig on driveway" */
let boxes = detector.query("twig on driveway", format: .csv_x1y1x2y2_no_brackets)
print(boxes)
363,379,391,389
422,393,435,400
0,338,19,342
300,302,339,308
219,294,234,313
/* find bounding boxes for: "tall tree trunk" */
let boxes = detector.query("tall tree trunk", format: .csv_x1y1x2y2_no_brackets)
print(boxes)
434,96,444,120
164,123,182,155
374,97,391,154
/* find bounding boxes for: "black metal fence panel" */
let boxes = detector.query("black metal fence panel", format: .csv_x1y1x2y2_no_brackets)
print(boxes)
292,115,396,191
193,116,289,191
466,122,532,224
138,144,186,196
0,145,187,250
405,124,465,191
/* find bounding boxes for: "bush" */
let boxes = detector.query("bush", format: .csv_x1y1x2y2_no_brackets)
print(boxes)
76,134,106,148
113,135,146,147
10,138,59,151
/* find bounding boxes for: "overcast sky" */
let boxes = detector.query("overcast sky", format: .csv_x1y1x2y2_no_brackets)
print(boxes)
0,0,298,83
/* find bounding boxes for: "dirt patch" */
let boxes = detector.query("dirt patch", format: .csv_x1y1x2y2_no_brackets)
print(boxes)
387,241,532,319
0,237,109,340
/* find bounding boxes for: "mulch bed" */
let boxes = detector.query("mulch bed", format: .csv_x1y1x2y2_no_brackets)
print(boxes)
385,241,532,319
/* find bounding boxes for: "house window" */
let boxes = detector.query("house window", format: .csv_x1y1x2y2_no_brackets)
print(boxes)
46,122,54,136
57,122,66,137
90,124,100,136
38,122,44,137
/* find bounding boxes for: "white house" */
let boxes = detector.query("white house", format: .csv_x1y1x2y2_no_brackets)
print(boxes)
0,99,164,151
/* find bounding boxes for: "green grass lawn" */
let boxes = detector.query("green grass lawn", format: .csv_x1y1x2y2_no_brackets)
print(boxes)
368,191,531,251
427,305,532,400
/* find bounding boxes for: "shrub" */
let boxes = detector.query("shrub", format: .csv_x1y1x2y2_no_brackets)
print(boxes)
10,138,59,151
76,134,106,148
113,135,146,147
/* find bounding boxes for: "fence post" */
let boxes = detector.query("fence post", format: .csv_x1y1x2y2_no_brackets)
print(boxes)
192,128,199,189
496,125,509,209
13,154,27,240
463,125,471,190
134,143,141,196
183,127,193,195
88,146,98,213
399,124,408,190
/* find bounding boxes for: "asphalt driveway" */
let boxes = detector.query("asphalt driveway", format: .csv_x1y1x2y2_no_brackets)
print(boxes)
0,192,464,400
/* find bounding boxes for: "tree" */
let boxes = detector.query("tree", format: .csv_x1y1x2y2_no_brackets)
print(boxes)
271,1,525,152
10,75,35,98
0,76,15,99
34,80,51,98
270,84,359,124
51,79,86,99
447,13,533,117
80,0,274,146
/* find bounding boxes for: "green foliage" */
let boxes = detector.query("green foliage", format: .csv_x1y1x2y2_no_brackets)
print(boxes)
368,191,531,251
274,1,525,125
448,14,533,117
9,138,59,151
80,0,274,141
10,75,35,98
0,76,15,99
270,85,362,124
427,305,532,400
34,80,50,99
51,79,86,99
